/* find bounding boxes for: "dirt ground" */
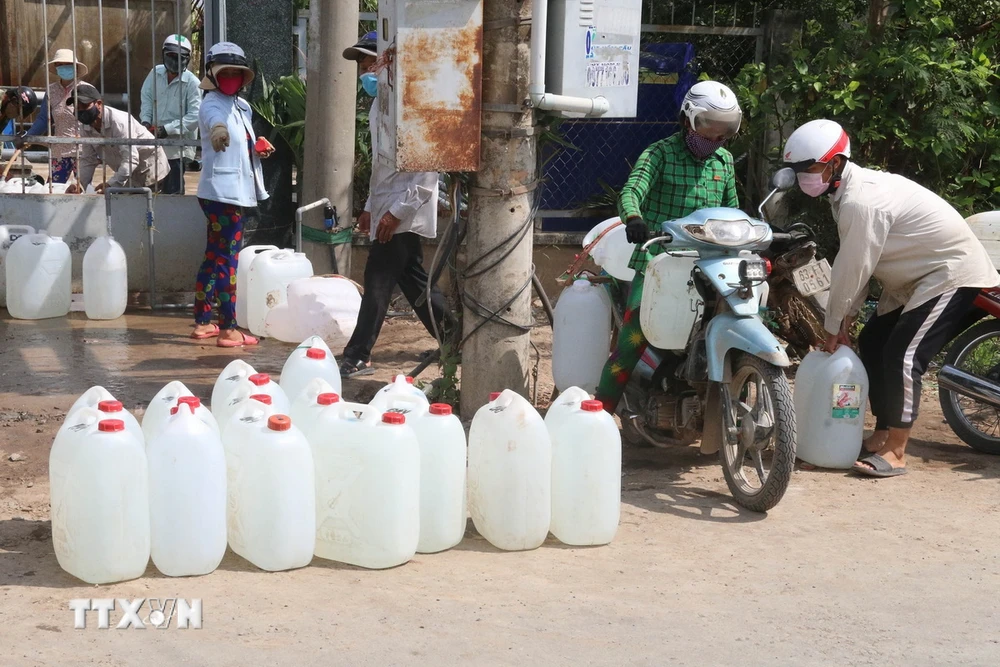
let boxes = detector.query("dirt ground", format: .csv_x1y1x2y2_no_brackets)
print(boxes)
2,309,1000,666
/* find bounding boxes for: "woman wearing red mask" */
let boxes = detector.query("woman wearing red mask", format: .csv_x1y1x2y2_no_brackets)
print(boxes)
191,42,274,347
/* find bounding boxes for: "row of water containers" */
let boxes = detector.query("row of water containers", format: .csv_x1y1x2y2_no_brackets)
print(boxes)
50,336,622,584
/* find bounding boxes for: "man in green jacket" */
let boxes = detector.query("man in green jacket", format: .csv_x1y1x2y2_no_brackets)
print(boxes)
595,80,743,414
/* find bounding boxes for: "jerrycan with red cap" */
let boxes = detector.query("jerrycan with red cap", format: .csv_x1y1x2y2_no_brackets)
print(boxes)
279,339,342,403
215,373,290,427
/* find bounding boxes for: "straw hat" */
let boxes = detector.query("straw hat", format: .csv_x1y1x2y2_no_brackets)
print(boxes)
48,48,89,76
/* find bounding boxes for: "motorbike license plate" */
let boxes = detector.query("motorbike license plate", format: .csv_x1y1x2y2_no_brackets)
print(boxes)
792,259,832,297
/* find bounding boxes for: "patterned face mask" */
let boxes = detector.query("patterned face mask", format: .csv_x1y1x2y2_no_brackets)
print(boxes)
684,130,726,160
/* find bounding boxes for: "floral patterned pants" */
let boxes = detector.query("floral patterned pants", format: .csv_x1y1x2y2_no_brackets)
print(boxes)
194,198,244,329
595,274,647,413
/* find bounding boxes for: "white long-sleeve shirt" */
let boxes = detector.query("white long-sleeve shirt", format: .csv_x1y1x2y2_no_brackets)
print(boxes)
78,106,170,189
824,161,999,334
139,65,201,161
365,98,439,241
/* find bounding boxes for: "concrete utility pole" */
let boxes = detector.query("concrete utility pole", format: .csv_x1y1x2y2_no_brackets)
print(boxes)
302,0,358,276
461,0,537,419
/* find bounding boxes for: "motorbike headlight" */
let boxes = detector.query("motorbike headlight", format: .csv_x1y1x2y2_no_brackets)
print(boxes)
684,219,767,247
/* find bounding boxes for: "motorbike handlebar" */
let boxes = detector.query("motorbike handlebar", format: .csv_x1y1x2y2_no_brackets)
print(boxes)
640,233,674,252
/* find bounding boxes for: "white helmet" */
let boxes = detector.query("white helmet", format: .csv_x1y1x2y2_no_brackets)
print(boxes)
681,81,742,139
162,34,192,74
783,119,851,170
200,42,254,91
162,34,192,55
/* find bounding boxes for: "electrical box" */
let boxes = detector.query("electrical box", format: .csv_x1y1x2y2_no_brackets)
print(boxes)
546,0,643,118
376,0,483,173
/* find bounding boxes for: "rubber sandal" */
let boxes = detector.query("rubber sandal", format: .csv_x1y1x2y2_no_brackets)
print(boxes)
217,331,259,348
340,358,374,378
190,324,220,340
852,454,907,478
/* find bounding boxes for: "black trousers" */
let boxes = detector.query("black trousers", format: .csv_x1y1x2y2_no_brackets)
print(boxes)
160,158,183,195
857,287,980,430
343,232,454,363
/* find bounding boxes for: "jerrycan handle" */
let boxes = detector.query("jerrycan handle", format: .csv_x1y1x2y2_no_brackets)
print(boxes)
382,394,430,417
66,407,104,434
337,401,380,423
491,389,518,410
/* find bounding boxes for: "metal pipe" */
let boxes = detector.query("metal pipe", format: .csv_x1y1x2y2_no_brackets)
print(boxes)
71,0,81,184
151,0,159,186
41,0,52,194
106,187,157,309
294,197,331,253
0,136,199,146
938,365,1000,411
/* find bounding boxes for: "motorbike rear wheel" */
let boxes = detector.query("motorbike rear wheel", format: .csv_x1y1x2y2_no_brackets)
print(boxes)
718,354,796,512
938,319,1000,455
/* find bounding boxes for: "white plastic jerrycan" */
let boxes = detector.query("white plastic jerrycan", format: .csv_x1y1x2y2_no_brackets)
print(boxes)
553,280,612,393
66,385,116,418
468,389,552,551
227,414,315,571
62,398,144,446
550,399,622,546
147,403,228,577
246,249,315,337
216,373,290,427
49,417,150,584
235,244,278,328
583,217,636,282
307,403,421,569
369,375,429,413
640,252,700,350
6,232,71,319
411,402,467,554
0,224,35,307
211,359,257,413
82,236,128,320
143,381,219,442
289,386,339,440
144,395,218,444
280,339,342,403
794,347,869,469
544,386,593,432
221,394,275,442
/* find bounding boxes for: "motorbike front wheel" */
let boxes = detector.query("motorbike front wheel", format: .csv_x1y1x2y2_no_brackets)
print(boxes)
718,353,796,512
938,318,1000,455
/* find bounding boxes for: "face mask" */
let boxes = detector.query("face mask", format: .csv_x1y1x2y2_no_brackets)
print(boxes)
56,65,76,81
796,164,832,197
216,72,244,96
163,52,190,74
684,129,726,160
360,73,378,97
76,105,100,126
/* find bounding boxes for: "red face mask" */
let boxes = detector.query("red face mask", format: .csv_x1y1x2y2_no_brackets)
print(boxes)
216,72,244,96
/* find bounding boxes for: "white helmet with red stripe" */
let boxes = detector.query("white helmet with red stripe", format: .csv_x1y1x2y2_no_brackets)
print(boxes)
782,119,851,170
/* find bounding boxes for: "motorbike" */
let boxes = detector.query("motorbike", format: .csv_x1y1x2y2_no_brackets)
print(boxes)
604,169,802,512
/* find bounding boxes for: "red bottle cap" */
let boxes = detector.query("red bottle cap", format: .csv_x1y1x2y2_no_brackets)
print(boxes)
306,348,326,360
489,392,501,401
170,403,197,415
581,400,603,412
268,415,291,431
405,376,414,384
98,419,124,432
177,396,201,409
382,412,406,425
248,373,270,386
249,394,272,405
97,400,123,412
317,393,340,405
429,403,452,416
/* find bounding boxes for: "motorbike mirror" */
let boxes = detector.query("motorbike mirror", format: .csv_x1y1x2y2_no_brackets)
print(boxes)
770,167,797,191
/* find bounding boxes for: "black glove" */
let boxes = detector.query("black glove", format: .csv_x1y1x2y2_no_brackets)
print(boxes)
625,217,649,245
12,132,25,149
156,126,168,139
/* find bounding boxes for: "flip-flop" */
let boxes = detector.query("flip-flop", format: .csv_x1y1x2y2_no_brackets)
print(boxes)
340,358,374,378
852,454,907,478
217,331,259,348
190,324,220,340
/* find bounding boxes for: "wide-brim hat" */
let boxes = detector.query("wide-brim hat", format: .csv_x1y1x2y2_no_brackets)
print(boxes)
199,64,255,91
343,31,377,61
48,48,89,75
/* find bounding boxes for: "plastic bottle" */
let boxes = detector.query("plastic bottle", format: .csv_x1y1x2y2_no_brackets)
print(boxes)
412,403,467,554
221,394,275,442
215,373,289,427
468,389,551,551
49,417,150,584
66,386,116,418
235,244,278,328
553,280,613,393
82,236,128,320
794,347,869,468
142,381,219,442
147,403,228,577
0,224,35,307
290,388,340,442
227,414,315,571
368,375,429,413
308,403,421,568
279,341,342,404
640,253,700,350
288,376,337,427
211,359,257,414
5,232,71,319
544,386,593,433
550,399,621,545
246,250,314,337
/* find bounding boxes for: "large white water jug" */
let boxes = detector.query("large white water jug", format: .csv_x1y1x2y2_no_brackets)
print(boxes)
280,339,342,403
216,373,290,427
63,394,143,446
142,391,219,444
794,347,869,468
211,359,257,412
544,386,593,432
583,217,636,282
412,403,467,554
0,224,35,307
50,417,150,584
553,280,612,393
235,244,278,328
147,404,228,577
369,375,429,413
640,252,700,350
6,232,71,319
550,399,621,545
468,390,552,551
66,385,116,418
289,383,339,436
82,236,128,320
221,394,275,441
305,404,420,568
263,275,362,346
246,249,314,337
227,414,315,571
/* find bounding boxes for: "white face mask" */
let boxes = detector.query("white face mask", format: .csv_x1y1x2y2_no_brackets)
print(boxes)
796,163,832,197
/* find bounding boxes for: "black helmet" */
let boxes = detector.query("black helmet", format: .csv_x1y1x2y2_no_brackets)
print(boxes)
2,86,38,119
